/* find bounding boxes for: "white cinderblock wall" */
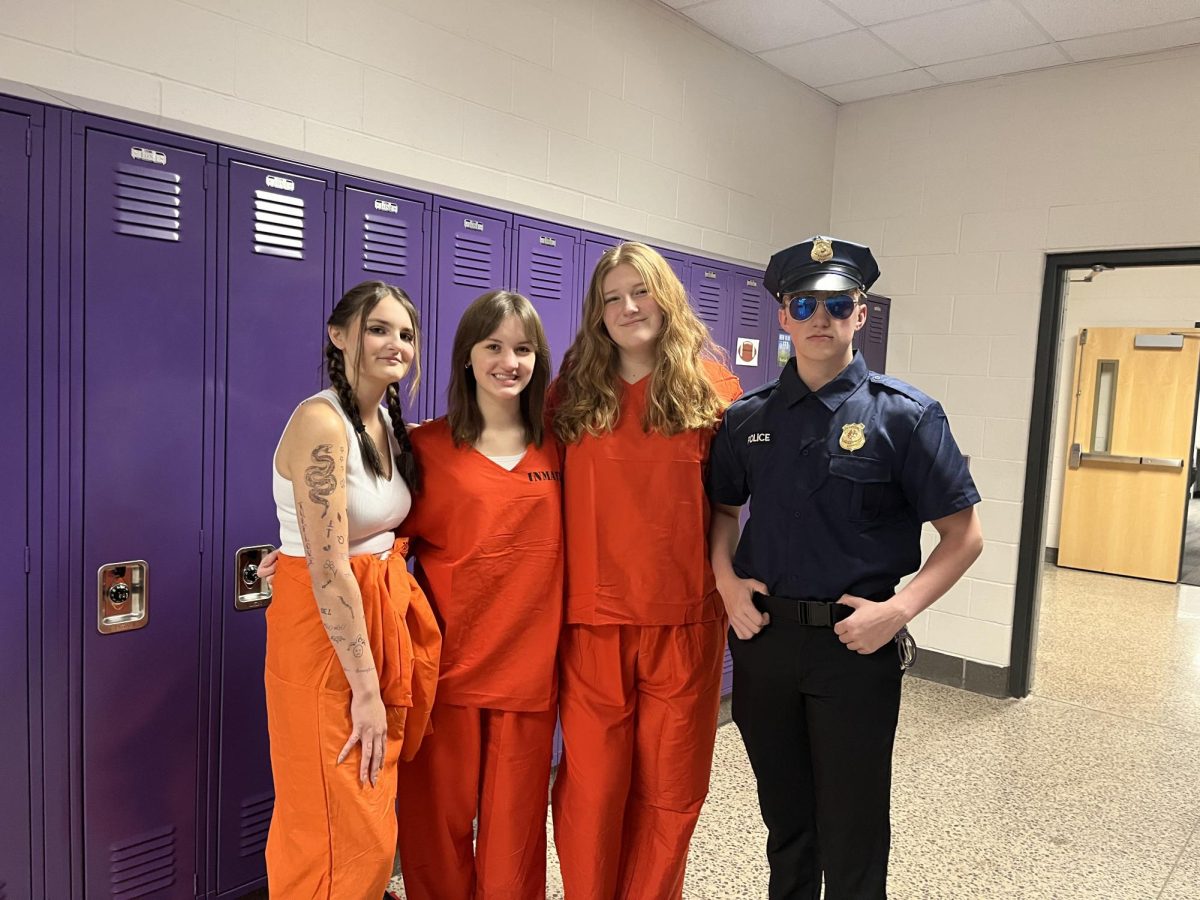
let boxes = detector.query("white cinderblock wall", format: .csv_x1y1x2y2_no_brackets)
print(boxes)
1046,266,1200,550
0,0,837,263
9,3,1200,671
833,45,1200,667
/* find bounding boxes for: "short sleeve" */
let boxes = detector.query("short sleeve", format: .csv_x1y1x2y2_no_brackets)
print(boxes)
898,402,981,523
706,415,749,507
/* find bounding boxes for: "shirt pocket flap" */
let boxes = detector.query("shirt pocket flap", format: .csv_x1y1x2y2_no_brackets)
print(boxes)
828,454,890,483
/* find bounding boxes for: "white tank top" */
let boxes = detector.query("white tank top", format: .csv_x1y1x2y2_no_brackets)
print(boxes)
273,390,412,556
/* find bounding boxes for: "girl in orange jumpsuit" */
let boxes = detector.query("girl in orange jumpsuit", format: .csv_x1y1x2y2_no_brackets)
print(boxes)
550,242,741,899
264,281,441,899
394,290,563,900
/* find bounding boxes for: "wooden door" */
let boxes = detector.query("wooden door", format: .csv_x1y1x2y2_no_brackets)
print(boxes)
1058,327,1200,581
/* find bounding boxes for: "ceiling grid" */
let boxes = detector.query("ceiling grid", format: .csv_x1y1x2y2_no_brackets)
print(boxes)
658,0,1200,102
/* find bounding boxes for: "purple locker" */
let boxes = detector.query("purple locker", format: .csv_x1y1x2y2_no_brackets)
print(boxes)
73,121,216,900
210,152,334,896
731,269,774,391
579,233,688,298
338,180,431,420
430,201,511,415
721,645,733,696
581,233,617,298
655,247,689,286
855,293,891,373
511,218,579,375
551,720,564,768
0,103,34,900
688,262,733,354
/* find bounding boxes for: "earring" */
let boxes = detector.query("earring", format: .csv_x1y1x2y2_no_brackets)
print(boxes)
465,362,471,369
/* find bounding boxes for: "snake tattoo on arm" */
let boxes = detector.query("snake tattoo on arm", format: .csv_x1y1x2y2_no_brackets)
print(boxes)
304,443,338,519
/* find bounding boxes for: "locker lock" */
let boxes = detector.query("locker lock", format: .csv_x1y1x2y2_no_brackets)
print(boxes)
98,561,148,634
235,545,275,611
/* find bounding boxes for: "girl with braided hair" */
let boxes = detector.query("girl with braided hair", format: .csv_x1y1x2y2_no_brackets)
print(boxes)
263,280,441,898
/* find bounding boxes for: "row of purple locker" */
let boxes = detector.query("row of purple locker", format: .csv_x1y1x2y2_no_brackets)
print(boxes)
1,91,890,900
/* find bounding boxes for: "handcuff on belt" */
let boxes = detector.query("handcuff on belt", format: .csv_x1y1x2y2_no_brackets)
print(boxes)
894,626,917,671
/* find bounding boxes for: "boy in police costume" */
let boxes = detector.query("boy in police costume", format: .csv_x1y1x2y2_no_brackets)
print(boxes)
707,237,983,899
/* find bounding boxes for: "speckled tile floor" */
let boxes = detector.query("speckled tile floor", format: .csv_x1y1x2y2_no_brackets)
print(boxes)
383,565,1200,899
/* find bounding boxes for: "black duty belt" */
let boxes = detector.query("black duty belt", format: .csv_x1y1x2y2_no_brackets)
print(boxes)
752,593,853,628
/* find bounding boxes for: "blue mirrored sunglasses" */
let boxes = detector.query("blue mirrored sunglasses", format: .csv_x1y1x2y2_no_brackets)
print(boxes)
786,293,859,322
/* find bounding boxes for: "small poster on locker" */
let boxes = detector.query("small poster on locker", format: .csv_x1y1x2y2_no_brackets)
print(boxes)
777,332,792,368
735,337,760,367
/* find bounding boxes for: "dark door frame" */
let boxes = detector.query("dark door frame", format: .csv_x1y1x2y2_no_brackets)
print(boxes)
1009,245,1200,698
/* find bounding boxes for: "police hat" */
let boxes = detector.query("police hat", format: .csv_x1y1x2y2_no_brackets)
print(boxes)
764,236,880,298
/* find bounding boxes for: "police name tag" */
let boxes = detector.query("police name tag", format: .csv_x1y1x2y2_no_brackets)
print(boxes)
747,433,771,444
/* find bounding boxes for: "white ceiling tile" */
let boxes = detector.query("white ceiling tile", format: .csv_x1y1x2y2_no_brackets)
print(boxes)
1016,0,1200,42
821,68,939,103
925,42,1070,82
871,0,1049,66
1060,18,1200,61
759,29,915,87
681,0,856,53
823,0,980,27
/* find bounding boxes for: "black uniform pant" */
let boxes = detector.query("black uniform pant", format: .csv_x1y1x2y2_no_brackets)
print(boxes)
729,619,903,900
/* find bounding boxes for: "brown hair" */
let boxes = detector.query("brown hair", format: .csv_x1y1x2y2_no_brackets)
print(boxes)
325,280,421,490
447,290,551,448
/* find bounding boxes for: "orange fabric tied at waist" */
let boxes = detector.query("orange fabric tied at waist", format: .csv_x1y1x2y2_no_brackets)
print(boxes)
269,538,442,760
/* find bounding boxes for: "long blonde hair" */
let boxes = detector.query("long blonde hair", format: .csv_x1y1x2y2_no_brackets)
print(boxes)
553,242,726,442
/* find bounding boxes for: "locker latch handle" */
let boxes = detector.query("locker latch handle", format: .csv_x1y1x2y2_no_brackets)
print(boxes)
98,561,148,634
235,545,275,610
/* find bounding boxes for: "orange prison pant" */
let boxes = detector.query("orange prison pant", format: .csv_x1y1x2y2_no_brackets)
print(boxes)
395,703,557,900
264,546,441,899
551,621,725,900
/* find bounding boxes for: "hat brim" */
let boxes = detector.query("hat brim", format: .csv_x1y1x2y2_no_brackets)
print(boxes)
785,271,862,293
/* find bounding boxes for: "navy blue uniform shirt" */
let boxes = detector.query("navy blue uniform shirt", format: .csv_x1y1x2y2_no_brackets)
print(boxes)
707,352,980,601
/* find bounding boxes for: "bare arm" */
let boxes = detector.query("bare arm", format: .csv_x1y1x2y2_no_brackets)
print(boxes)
835,505,984,653
709,502,769,640
280,403,386,784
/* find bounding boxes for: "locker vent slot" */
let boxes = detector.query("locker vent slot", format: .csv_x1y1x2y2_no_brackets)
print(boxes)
253,189,305,260
694,284,722,328
238,791,275,857
738,289,761,331
112,163,182,243
109,825,176,898
452,235,497,289
361,211,409,277
867,316,885,344
526,248,566,302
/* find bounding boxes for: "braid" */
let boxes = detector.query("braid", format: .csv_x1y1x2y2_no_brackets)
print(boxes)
325,342,388,480
386,383,421,492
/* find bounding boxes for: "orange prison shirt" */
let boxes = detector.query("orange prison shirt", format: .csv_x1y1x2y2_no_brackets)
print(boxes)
400,418,564,711
561,359,741,625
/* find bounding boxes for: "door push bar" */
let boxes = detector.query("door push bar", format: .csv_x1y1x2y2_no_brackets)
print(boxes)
1069,444,1184,470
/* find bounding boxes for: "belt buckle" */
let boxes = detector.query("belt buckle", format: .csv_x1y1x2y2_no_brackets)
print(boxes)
799,601,834,627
